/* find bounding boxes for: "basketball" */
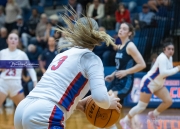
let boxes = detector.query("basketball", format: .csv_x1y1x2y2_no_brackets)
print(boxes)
85,97,121,128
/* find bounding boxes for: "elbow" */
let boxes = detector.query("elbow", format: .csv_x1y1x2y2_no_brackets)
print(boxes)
142,62,146,69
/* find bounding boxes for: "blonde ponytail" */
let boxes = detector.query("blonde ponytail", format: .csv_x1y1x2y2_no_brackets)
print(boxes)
57,6,116,50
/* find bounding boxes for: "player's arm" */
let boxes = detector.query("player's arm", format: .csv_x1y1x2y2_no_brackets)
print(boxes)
126,42,146,74
23,53,38,87
80,53,121,111
158,55,180,77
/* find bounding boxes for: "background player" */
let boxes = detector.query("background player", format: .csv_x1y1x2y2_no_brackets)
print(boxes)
104,23,146,129
0,33,37,108
120,42,180,129
14,14,122,129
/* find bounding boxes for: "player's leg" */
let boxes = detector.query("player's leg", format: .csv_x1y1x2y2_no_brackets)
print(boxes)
147,87,172,127
0,91,7,108
153,87,172,113
0,79,8,112
120,78,152,129
9,80,25,106
11,92,25,106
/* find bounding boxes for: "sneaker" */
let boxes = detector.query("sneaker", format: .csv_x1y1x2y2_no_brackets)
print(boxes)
148,111,160,127
120,118,132,129
4,98,14,107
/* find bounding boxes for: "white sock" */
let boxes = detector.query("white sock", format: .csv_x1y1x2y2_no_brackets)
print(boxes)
153,109,160,116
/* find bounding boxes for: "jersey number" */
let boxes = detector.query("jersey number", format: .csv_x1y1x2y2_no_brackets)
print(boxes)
51,56,68,70
6,69,16,76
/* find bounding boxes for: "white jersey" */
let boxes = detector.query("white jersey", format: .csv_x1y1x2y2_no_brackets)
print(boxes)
0,48,37,82
28,47,110,119
146,53,179,86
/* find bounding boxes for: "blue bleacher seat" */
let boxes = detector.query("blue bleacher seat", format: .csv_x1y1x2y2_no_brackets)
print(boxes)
137,6,142,13
57,0,68,5
133,37,139,46
106,30,117,37
134,31,140,37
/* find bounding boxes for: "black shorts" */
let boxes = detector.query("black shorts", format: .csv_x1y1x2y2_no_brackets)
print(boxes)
107,76,134,99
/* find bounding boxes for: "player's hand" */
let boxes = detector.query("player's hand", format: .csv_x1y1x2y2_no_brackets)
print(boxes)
105,75,114,82
108,93,122,113
76,96,91,113
115,70,128,79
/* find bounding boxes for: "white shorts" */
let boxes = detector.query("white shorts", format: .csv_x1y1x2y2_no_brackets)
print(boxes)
140,75,163,94
14,97,66,129
0,78,23,97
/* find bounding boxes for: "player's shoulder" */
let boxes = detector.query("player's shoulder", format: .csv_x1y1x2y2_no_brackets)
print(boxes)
82,52,101,62
0,48,8,53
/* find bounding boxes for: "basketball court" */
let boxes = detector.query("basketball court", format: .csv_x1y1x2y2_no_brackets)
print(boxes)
0,107,179,129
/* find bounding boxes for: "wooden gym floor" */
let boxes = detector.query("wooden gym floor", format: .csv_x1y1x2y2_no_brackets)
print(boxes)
0,107,180,129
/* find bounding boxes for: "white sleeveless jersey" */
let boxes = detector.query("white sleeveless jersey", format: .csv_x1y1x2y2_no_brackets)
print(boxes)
28,48,92,119
146,53,179,86
0,48,37,81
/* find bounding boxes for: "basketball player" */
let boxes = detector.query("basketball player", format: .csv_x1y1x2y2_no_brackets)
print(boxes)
120,42,180,129
0,33,37,108
103,23,146,129
105,23,146,100
14,15,122,129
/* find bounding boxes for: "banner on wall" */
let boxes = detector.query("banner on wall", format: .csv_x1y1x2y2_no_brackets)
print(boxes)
123,73,180,108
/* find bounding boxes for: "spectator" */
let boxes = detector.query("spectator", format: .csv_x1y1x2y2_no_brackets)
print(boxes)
45,22,54,41
13,15,30,48
68,0,82,19
28,8,40,37
115,3,130,33
15,0,31,20
39,37,58,74
132,4,155,29
148,0,170,13
0,27,8,50
30,13,47,49
77,0,92,11
26,44,43,64
5,0,21,33
49,14,63,27
101,0,117,30
0,6,5,28
87,0,104,25
93,27,116,66
121,0,137,13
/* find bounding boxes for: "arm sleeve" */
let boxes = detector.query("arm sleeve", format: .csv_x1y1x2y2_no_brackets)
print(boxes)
23,53,37,82
159,55,179,77
80,52,110,109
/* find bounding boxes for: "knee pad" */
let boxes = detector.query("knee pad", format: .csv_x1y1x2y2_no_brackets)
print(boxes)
129,101,148,117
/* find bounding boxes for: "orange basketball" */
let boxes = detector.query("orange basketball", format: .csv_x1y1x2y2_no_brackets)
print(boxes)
85,97,121,128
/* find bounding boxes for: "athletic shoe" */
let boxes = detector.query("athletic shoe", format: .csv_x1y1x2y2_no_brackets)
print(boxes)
120,118,132,129
148,111,160,127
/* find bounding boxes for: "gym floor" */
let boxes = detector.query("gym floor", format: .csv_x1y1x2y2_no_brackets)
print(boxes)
0,107,180,129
